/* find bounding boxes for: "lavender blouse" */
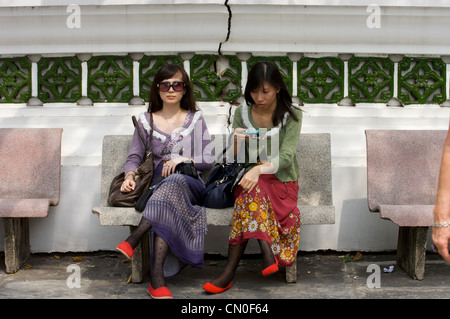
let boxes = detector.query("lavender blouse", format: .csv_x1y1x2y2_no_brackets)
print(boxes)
125,110,214,177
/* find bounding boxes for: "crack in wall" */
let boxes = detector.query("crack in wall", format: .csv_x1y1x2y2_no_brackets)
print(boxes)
218,0,232,56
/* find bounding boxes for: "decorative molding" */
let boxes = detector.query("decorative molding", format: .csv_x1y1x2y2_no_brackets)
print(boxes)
0,3,449,56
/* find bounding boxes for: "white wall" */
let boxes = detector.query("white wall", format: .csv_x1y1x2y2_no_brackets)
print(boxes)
0,1,449,253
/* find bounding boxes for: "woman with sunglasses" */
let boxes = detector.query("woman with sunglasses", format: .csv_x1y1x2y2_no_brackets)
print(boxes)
203,61,303,294
116,64,214,299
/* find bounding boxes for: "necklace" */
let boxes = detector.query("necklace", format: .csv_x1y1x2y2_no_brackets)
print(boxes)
162,108,182,124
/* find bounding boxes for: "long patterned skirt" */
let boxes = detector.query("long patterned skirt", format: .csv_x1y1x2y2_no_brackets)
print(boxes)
143,170,207,278
229,174,301,267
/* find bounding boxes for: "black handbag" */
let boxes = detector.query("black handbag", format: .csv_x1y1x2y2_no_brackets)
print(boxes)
135,176,163,212
200,139,245,208
174,161,198,179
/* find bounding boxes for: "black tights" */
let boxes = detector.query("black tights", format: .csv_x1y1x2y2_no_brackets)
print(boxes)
124,217,168,289
151,235,169,289
126,217,151,249
211,239,276,288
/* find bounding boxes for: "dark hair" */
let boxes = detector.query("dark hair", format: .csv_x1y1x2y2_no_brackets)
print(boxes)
244,61,300,126
148,64,197,113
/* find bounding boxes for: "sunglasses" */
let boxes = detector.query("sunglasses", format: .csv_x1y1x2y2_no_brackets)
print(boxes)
157,81,185,92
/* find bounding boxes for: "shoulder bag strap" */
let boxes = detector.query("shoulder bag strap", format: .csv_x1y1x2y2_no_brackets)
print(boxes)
132,114,153,153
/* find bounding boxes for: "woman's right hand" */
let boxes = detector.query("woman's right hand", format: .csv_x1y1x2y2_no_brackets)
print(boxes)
233,128,247,141
121,178,136,193
233,128,248,158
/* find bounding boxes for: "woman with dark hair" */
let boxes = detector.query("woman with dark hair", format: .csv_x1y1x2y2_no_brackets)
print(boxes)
116,64,214,299
203,60,303,294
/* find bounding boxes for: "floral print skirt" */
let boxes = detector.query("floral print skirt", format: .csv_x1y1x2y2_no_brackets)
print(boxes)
229,174,301,267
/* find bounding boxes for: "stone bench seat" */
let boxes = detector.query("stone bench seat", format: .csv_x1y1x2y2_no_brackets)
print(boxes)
378,205,434,227
93,133,335,283
0,199,55,218
0,128,63,274
94,205,335,228
365,130,446,280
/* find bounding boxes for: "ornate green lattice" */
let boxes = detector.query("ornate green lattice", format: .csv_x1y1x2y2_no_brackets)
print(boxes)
87,55,133,103
190,54,241,102
348,57,394,103
398,57,446,105
298,57,344,103
247,56,293,95
139,55,184,102
0,57,31,103
38,57,82,103
219,55,242,102
1,54,448,105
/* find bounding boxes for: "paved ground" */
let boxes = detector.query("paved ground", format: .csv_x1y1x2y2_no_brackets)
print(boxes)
0,251,449,315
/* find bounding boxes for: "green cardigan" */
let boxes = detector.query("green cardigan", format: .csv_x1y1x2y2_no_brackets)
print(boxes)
232,104,303,182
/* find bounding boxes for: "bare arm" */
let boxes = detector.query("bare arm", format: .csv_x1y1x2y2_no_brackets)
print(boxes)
432,119,450,262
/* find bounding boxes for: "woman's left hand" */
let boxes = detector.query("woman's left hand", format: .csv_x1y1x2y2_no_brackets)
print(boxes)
239,166,261,193
238,162,275,193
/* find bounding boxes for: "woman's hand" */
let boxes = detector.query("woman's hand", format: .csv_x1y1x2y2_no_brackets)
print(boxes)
121,172,136,192
238,162,275,193
233,128,247,141
162,157,192,177
239,166,261,193
233,128,248,159
432,225,450,263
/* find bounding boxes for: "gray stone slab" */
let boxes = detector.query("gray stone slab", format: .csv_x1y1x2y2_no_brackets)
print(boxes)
0,128,63,206
366,130,446,214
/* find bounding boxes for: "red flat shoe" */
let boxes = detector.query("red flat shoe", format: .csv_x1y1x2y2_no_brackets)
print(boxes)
202,281,232,294
147,284,173,299
262,259,279,277
116,241,136,259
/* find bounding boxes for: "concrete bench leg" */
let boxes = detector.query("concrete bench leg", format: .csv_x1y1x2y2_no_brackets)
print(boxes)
3,218,31,274
129,226,150,283
396,226,428,280
285,257,297,283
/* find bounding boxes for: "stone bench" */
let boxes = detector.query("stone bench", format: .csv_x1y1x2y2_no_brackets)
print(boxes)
365,130,447,280
93,133,335,283
0,128,63,273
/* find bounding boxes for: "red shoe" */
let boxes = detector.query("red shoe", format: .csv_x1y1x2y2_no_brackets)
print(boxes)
262,259,279,277
116,241,136,259
202,281,232,294
147,284,173,299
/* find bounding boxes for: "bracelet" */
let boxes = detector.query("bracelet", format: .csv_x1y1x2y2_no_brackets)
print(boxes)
432,221,450,227
125,172,135,180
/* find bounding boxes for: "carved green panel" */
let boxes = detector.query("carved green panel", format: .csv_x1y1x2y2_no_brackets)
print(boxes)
190,54,241,102
348,57,394,103
247,56,293,95
38,57,82,103
398,57,446,105
87,55,133,103
139,55,184,102
219,55,242,102
0,57,31,103
298,57,344,103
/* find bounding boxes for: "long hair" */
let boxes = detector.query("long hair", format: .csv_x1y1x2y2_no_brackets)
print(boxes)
244,61,300,126
148,64,197,113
